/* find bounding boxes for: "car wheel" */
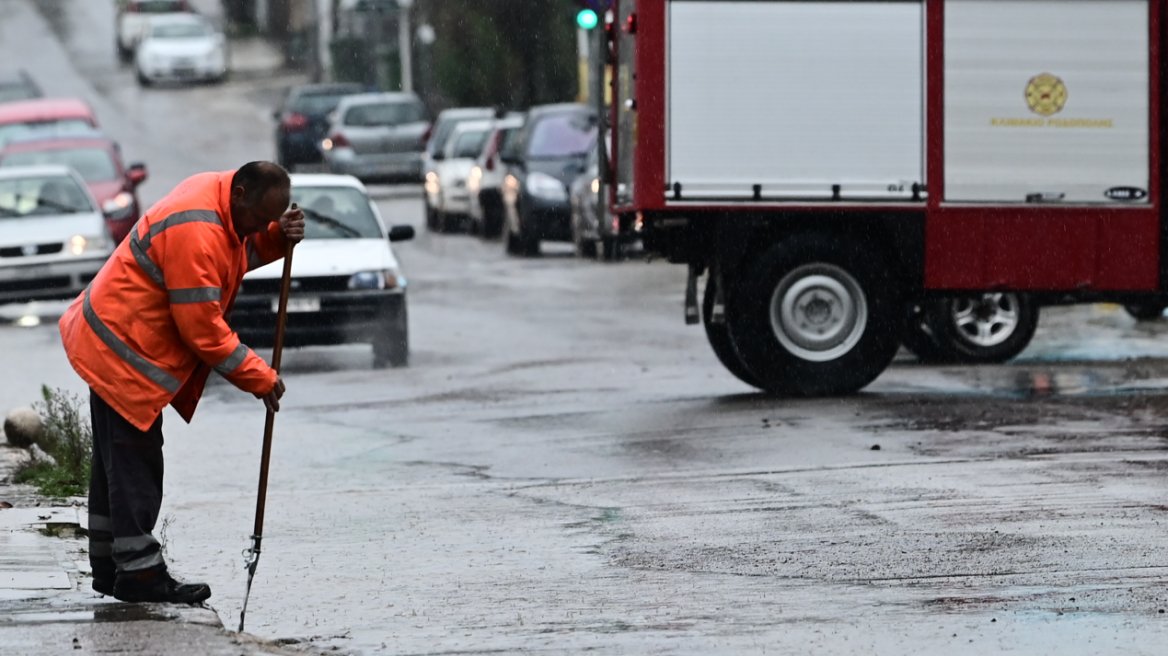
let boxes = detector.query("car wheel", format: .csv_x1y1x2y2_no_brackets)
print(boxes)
598,236,619,262
703,275,762,388
116,40,132,63
136,69,152,87
925,293,1039,363
505,204,539,257
727,234,900,396
1124,302,1168,321
572,213,596,258
482,196,504,239
426,204,441,232
373,308,409,368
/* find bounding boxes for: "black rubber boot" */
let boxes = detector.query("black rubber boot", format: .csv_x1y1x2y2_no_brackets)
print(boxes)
91,557,116,596
113,566,211,604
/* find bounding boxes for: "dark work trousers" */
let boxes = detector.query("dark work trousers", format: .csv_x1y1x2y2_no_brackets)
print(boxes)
87,388,166,581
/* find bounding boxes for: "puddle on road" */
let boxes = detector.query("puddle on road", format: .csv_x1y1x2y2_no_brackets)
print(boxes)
2,603,185,626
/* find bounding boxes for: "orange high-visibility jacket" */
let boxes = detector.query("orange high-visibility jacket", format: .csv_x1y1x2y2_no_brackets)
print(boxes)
60,170,288,431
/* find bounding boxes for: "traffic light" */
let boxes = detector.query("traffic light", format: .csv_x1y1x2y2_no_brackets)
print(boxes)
576,8,599,29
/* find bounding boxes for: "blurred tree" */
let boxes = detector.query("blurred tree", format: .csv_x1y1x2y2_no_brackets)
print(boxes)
420,0,578,111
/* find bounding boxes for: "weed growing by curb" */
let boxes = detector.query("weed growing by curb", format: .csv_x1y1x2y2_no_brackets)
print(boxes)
14,386,92,498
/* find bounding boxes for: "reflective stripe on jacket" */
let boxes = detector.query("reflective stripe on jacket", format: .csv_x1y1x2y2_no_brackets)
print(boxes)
60,171,288,431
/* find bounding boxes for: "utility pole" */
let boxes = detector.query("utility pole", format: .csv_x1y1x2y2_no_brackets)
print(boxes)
397,0,414,93
591,7,609,248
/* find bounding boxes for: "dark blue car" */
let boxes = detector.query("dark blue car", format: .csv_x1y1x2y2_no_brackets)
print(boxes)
274,83,364,169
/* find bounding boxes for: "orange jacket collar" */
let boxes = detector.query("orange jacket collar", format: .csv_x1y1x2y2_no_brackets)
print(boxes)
217,171,241,248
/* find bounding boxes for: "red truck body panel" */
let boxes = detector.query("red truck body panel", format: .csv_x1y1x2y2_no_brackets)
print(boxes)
617,0,1165,293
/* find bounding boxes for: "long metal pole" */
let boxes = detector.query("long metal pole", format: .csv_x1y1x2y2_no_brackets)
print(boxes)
398,0,413,93
239,207,297,633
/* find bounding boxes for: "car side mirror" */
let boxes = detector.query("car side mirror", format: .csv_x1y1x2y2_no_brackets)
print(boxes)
431,150,445,161
127,163,148,187
388,225,415,242
272,109,282,120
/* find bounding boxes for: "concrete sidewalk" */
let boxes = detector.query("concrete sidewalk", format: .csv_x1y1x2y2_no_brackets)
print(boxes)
0,443,304,656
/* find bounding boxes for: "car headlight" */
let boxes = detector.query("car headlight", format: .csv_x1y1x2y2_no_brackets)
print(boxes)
102,192,135,220
69,235,109,255
424,171,440,196
526,172,567,202
467,166,483,193
348,269,405,290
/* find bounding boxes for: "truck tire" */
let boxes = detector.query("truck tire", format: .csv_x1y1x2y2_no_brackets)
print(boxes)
727,234,900,396
703,278,762,388
925,292,1038,363
1124,302,1167,321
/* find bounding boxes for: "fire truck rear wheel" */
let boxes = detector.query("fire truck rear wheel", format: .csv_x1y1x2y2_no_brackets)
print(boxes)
728,235,900,396
925,292,1038,363
1124,302,1168,321
702,277,762,388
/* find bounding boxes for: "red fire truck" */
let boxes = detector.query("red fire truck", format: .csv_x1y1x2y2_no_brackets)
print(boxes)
606,0,1165,394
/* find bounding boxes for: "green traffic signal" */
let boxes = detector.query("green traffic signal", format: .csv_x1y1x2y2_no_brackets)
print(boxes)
576,8,599,30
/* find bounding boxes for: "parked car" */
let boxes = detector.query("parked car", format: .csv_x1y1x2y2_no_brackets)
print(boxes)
0,70,42,105
321,93,429,183
0,98,99,149
467,114,523,238
500,103,597,256
116,0,192,60
428,119,493,232
230,174,415,368
0,166,114,304
569,142,624,261
274,83,364,170
423,107,494,231
0,131,147,244
134,14,226,86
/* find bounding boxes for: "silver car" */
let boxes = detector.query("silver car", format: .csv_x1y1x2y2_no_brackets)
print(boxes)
0,165,113,304
322,93,429,183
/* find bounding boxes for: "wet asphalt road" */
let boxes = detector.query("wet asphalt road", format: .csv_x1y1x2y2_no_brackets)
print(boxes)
7,1,1168,653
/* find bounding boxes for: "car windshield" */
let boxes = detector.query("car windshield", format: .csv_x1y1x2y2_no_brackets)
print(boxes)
452,129,489,159
291,186,382,240
135,1,186,12
0,84,39,104
152,23,208,38
290,92,355,116
1,147,119,182
0,175,92,217
0,119,92,149
344,102,425,127
497,127,521,159
428,114,488,155
526,113,596,159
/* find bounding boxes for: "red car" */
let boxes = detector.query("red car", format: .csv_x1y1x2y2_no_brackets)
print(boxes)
0,98,98,149
0,132,147,244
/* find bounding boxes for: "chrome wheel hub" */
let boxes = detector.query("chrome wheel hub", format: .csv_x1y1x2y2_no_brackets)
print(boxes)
949,293,1019,347
769,263,868,362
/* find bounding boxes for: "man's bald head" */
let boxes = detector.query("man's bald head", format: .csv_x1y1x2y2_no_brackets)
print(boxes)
230,161,291,238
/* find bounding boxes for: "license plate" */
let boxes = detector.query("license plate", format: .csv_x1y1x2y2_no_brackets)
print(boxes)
273,297,320,313
21,265,50,279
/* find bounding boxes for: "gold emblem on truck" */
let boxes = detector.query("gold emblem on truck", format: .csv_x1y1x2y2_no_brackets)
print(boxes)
1025,73,1067,116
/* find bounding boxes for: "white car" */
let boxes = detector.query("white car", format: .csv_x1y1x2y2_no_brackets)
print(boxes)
230,174,415,368
116,0,192,60
467,115,523,238
427,119,493,232
0,166,114,304
134,14,226,86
